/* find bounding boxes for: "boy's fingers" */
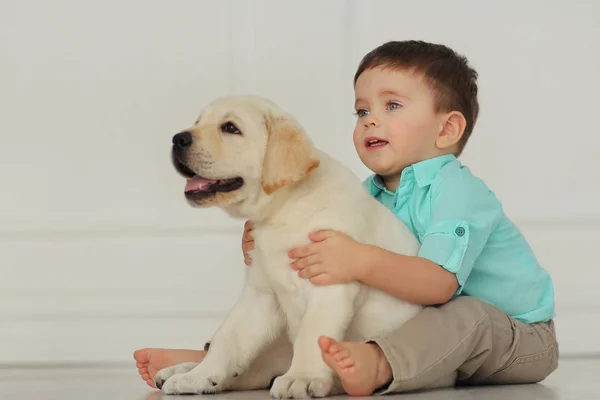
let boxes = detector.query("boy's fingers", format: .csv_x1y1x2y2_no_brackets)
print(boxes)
242,240,254,253
298,265,320,279
309,229,338,242
309,273,329,286
241,219,254,267
289,243,317,259
291,254,319,270
242,230,253,243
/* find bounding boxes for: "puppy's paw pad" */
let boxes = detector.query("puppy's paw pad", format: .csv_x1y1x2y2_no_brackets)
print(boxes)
160,372,226,395
153,362,199,389
270,375,333,398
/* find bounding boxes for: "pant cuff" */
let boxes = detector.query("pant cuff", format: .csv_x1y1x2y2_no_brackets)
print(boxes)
365,336,404,395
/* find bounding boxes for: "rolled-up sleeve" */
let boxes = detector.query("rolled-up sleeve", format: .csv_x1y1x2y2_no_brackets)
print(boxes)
417,171,503,295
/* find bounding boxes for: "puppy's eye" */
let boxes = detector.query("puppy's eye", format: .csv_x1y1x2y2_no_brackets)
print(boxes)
221,121,241,135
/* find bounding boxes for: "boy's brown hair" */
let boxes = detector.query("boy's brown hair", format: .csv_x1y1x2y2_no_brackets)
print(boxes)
354,40,479,156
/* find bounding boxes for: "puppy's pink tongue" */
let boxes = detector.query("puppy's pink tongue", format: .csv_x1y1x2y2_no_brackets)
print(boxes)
185,176,217,192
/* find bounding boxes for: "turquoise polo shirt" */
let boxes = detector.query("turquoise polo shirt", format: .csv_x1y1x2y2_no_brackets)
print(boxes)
363,154,555,324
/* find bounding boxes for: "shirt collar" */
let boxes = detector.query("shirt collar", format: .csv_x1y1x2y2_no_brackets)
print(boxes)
365,153,457,194
411,153,457,188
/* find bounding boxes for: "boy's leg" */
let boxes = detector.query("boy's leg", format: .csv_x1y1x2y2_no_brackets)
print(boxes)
461,317,559,386
368,296,559,395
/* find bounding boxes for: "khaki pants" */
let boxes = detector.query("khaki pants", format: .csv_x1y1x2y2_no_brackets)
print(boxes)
368,296,559,394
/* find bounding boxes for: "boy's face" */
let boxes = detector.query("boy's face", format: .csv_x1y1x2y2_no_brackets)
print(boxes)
353,66,447,188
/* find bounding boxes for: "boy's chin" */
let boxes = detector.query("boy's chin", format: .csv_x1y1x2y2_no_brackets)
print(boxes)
358,152,405,176
367,162,403,178
371,169,403,184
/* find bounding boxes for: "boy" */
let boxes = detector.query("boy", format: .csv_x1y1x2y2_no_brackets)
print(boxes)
135,40,558,395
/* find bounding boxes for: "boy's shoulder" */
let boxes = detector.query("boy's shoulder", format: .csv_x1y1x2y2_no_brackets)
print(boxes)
363,154,499,204
423,157,506,236
431,156,494,194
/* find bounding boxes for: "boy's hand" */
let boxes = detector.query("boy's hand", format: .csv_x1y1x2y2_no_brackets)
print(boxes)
242,220,254,266
288,230,369,286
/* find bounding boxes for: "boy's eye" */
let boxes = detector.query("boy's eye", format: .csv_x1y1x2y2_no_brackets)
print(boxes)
387,102,402,110
355,109,369,117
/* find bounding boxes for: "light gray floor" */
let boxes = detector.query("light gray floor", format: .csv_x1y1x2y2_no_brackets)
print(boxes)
1,358,598,400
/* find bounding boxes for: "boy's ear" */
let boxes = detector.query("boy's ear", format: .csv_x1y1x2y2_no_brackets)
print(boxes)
436,111,466,150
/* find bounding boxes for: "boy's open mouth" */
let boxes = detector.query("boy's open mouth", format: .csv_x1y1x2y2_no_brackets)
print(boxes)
365,137,389,148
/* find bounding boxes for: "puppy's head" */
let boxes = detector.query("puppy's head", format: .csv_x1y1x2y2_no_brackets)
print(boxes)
171,95,320,209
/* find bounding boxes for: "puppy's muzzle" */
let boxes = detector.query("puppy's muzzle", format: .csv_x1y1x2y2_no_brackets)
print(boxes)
172,131,195,178
173,131,193,149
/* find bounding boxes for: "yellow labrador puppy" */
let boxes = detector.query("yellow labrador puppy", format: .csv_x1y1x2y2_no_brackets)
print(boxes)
155,95,423,398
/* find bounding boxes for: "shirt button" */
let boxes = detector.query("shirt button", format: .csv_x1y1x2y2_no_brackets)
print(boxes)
455,227,465,236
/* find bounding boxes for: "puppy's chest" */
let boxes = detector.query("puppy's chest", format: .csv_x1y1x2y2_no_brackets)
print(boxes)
252,246,305,296
251,235,311,318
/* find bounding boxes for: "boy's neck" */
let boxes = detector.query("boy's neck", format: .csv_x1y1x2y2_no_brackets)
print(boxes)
382,175,401,192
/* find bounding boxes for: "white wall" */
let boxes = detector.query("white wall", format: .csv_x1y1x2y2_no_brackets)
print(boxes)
1,0,599,364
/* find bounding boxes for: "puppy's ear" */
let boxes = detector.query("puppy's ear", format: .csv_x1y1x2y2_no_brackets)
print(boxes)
261,113,320,195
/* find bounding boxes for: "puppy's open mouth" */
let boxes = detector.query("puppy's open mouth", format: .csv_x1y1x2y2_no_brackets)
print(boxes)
185,175,244,194
173,155,244,197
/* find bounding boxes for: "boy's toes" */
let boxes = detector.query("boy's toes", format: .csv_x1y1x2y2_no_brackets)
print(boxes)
133,348,151,363
321,349,338,370
328,344,341,355
334,349,350,362
337,357,354,369
318,336,334,351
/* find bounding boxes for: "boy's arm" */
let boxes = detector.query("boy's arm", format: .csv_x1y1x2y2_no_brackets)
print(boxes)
357,170,504,306
357,246,458,306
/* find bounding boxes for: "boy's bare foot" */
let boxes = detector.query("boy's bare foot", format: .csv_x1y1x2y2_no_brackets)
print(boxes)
318,336,393,396
133,348,207,388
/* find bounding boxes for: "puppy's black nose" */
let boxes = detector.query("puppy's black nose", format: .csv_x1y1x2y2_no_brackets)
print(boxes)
173,131,192,148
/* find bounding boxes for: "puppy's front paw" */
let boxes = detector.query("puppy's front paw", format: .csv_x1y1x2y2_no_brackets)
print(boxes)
270,374,334,398
158,367,229,395
153,362,199,390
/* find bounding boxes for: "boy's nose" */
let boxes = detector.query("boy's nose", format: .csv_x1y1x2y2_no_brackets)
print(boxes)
363,114,380,127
